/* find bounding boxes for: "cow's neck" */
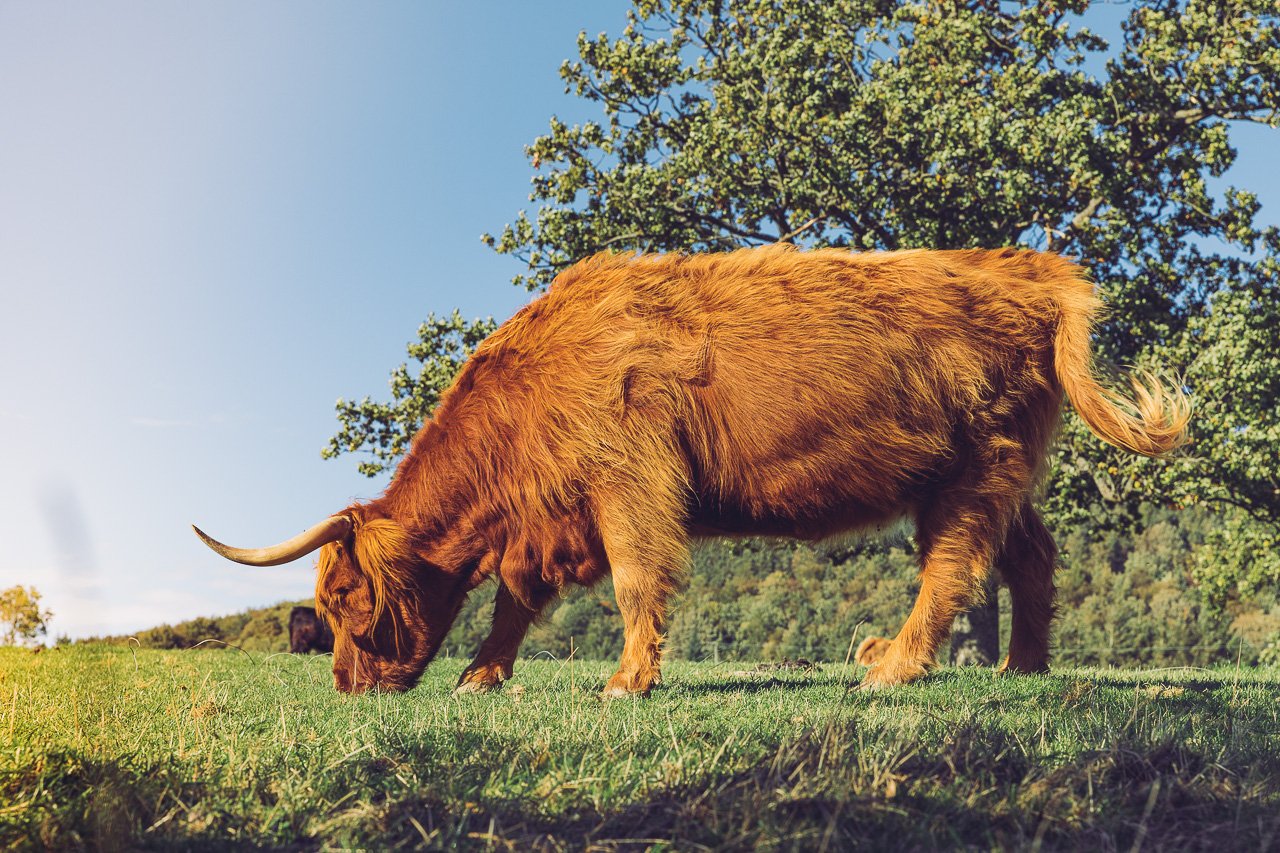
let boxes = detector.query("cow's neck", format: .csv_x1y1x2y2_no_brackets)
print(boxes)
376,415,496,572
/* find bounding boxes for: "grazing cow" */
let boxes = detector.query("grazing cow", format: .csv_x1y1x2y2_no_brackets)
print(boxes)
194,246,1189,695
288,606,334,654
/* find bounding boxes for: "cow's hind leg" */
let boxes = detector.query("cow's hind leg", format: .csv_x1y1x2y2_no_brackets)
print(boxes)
862,470,1027,689
854,636,892,667
456,583,542,694
995,502,1057,674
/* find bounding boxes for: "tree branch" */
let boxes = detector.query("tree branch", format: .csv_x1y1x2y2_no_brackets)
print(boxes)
1070,195,1105,233
669,204,777,244
775,216,826,244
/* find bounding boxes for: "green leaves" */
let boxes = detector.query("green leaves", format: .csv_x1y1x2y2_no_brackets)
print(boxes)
322,311,497,478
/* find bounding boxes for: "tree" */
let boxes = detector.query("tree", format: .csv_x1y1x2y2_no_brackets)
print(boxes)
1174,253,1280,604
329,0,1280,655
323,311,497,478
0,586,53,647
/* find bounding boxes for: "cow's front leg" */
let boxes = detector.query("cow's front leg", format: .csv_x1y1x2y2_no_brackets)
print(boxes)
592,465,688,699
603,569,670,698
455,584,539,694
597,496,686,698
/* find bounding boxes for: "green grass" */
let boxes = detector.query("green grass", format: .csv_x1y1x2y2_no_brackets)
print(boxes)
2,646,1278,851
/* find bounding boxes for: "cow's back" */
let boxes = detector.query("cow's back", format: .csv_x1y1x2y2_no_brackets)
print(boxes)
453,245,1083,540
677,248,1076,536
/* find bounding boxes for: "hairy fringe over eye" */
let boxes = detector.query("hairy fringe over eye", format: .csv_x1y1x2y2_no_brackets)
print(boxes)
314,544,340,624
353,518,414,656
315,518,415,657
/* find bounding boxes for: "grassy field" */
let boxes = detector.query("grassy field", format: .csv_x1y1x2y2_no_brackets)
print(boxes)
2,646,1278,851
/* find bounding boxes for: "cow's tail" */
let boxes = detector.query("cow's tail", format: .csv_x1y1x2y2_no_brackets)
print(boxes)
1052,277,1191,458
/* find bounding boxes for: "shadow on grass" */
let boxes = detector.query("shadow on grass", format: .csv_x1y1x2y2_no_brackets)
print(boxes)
1082,671,1280,694
8,713,1279,852
660,675,836,695
365,720,1280,851
659,664,1272,700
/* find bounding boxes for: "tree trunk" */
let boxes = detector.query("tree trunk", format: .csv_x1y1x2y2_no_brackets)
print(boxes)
949,575,1000,667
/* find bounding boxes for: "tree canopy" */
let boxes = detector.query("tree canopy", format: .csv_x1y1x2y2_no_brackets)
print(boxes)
330,0,1280,599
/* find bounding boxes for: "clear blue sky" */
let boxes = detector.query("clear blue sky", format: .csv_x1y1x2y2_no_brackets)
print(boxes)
2,3,1276,639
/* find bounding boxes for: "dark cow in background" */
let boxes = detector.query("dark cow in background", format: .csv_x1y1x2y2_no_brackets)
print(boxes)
289,606,333,654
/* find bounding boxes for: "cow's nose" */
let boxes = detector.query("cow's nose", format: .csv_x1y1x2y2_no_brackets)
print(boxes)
333,666,369,694
335,668,378,694
333,668,352,692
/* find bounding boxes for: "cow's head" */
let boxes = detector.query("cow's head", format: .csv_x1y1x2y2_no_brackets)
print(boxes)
193,511,470,693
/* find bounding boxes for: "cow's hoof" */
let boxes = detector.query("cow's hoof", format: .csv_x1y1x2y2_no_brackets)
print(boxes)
601,685,646,700
997,655,1049,675
601,670,656,699
455,661,513,695
454,677,502,695
856,676,890,692
855,636,893,666
455,666,504,691
857,659,929,690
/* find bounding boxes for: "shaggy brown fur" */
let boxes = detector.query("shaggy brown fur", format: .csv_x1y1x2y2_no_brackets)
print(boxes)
312,245,1189,695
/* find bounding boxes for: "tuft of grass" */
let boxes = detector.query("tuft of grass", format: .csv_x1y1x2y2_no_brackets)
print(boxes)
1,646,1278,850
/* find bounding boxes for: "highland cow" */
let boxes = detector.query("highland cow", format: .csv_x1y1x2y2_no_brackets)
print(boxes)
195,246,1189,695
288,606,334,654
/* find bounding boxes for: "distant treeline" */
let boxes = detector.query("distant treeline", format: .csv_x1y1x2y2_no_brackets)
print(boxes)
84,507,1280,668
76,600,305,654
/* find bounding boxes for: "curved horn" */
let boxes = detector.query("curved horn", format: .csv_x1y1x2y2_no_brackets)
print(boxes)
192,515,352,566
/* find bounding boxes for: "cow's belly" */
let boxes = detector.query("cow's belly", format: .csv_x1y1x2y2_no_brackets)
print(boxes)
686,470,915,541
